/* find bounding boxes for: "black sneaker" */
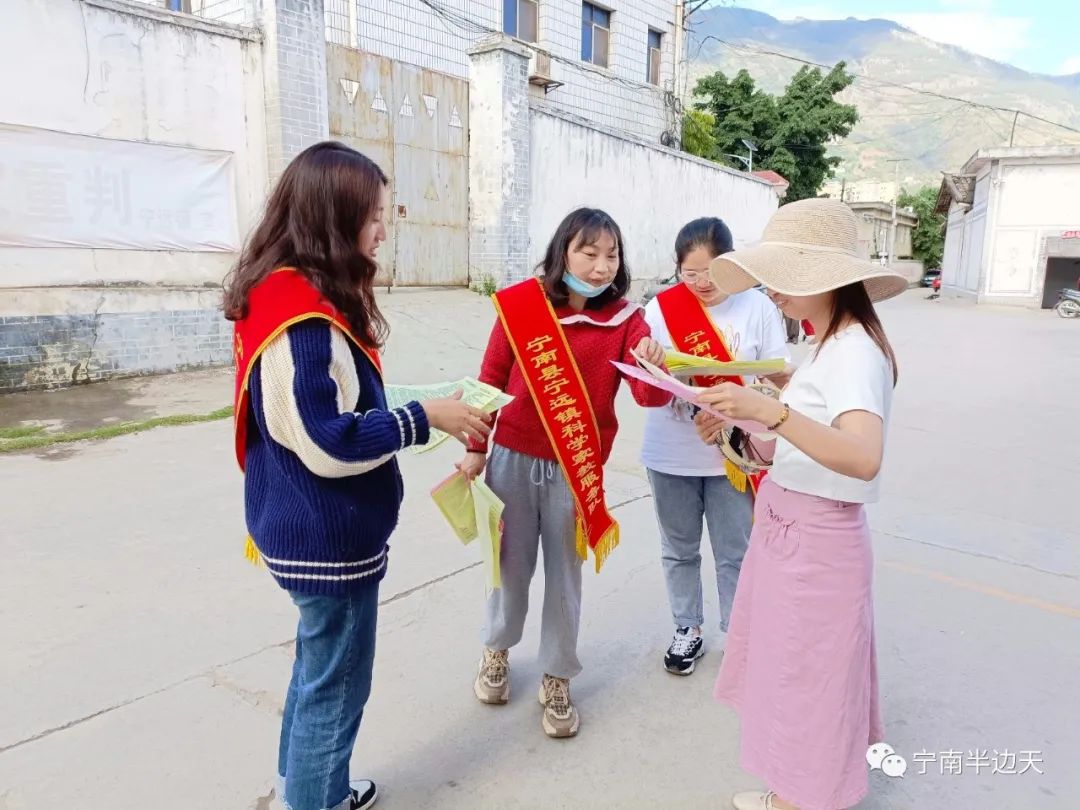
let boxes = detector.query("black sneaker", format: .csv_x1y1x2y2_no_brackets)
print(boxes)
349,779,379,809
664,627,704,675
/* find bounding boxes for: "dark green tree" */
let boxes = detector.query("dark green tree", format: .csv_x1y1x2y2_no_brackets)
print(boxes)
898,185,946,269
693,69,778,164
689,64,859,201
681,109,718,160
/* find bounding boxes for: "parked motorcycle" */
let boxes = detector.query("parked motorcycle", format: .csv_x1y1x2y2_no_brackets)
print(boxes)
1055,288,1080,319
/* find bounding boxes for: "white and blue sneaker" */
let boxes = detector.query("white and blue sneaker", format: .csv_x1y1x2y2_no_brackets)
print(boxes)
664,627,705,675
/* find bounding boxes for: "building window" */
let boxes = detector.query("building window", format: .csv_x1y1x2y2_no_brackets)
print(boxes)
581,3,611,68
647,29,662,85
503,0,538,43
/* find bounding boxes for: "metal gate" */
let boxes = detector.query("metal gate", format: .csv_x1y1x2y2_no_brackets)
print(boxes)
327,45,469,287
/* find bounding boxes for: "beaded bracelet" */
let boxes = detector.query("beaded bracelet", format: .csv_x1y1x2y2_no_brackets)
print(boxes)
766,403,791,432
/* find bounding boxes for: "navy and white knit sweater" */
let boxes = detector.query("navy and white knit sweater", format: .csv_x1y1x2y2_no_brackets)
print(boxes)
244,319,430,595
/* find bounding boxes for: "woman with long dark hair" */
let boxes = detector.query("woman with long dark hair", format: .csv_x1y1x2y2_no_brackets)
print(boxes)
696,198,904,810
225,141,490,810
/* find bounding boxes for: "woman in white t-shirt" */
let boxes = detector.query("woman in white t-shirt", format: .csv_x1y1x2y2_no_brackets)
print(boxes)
642,218,790,676
696,199,907,810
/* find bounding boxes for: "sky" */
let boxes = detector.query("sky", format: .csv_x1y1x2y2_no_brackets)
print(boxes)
733,0,1080,76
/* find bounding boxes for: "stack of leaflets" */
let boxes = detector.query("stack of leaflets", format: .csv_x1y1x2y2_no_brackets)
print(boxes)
430,471,505,590
385,378,513,453
663,350,786,379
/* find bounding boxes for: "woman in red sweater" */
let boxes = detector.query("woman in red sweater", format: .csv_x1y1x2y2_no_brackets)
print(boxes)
456,208,671,738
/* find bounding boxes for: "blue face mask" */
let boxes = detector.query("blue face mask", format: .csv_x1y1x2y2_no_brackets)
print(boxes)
564,272,612,298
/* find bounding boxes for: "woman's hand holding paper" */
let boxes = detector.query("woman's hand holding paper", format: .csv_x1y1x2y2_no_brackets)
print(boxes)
698,382,785,426
634,336,666,367
693,410,726,446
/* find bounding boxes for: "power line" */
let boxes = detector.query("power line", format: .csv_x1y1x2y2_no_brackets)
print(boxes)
411,0,1080,144
855,107,967,120
986,108,1019,145
412,0,686,136
687,37,1080,166
680,98,950,121
690,85,970,152
405,0,1080,169
975,108,1009,146
913,113,972,161
413,0,675,95
687,56,958,116
685,0,716,18
693,35,1080,136
847,104,970,146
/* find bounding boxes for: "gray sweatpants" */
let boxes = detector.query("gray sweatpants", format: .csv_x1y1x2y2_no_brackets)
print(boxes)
482,445,583,680
646,469,753,632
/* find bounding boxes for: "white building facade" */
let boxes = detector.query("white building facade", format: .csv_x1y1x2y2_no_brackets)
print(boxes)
938,146,1080,308
0,0,269,392
1,0,776,392
326,0,681,142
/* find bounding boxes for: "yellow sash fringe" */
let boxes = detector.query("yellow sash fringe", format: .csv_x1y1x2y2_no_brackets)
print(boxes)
725,459,748,493
244,535,262,566
576,520,588,561
576,518,620,573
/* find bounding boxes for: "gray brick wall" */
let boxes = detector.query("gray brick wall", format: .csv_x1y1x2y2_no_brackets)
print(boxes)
264,0,331,175
0,308,232,393
468,39,533,288
504,51,532,285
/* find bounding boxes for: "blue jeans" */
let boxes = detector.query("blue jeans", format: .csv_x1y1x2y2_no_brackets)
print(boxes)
646,470,753,632
277,586,380,810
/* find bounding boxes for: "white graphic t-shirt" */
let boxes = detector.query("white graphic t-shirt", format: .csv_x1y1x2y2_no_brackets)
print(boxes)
640,288,789,477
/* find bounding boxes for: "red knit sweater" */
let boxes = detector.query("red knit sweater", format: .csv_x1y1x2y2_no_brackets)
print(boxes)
470,299,672,463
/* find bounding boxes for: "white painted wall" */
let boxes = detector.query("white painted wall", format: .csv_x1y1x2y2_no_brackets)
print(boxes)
965,174,990,294
941,201,966,290
0,0,267,303
528,108,778,284
942,173,990,298
943,158,1080,306
985,160,1080,302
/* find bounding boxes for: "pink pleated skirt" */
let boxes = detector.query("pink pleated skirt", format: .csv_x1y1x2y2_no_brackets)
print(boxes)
714,478,884,810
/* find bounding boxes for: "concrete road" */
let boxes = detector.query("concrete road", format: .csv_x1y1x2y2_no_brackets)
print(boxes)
2,290,1078,809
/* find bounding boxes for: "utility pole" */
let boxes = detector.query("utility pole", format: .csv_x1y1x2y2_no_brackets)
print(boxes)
674,0,709,141
677,0,719,146
886,159,907,268
673,1,686,113
1009,111,1019,147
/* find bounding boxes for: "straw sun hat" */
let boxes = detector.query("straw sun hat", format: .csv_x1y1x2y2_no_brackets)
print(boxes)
708,198,909,303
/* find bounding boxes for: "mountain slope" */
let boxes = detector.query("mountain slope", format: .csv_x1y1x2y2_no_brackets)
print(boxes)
686,7,1080,187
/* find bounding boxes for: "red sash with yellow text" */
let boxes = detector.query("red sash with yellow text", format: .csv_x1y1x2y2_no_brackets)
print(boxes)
656,283,743,388
492,279,619,572
232,268,382,472
656,283,765,496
